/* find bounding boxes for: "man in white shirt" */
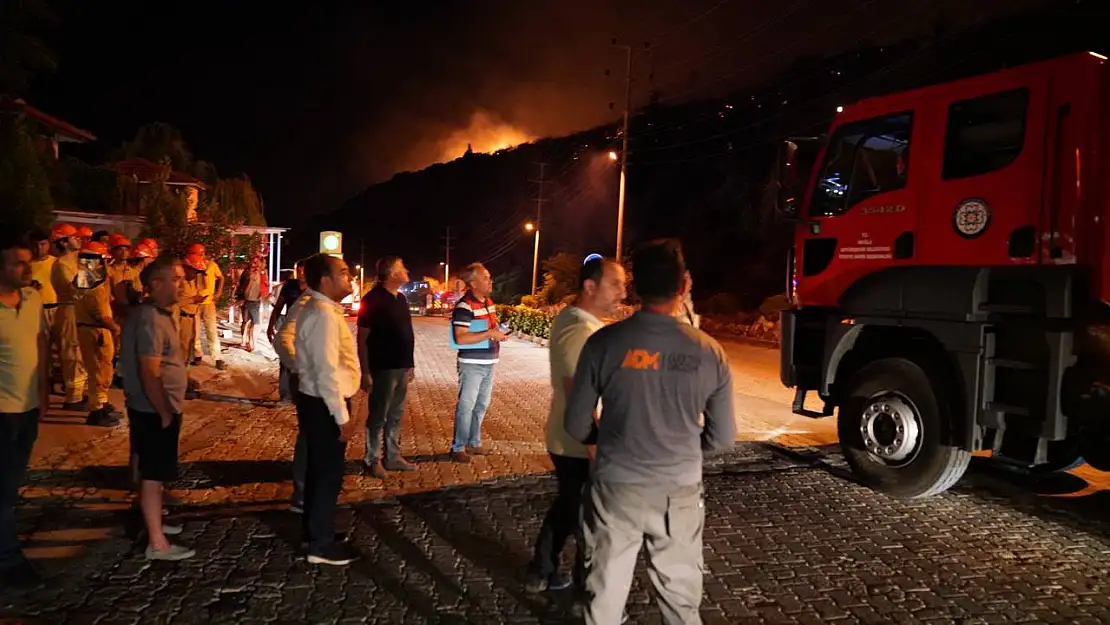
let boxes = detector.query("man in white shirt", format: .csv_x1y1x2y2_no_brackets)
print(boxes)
273,289,312,513
525,257,626,606
293,253,359,566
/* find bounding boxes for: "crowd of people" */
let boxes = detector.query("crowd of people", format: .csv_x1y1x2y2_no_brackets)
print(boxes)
2,225,734,624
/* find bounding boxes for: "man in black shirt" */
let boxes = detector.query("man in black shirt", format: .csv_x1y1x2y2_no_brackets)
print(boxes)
357,255,416,478
268,261,306,402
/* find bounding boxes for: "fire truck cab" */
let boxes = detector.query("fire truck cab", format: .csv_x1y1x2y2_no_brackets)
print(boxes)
776,52,1110,498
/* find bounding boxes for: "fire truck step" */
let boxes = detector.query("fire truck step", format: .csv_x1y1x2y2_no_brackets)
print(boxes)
985,402,1032,417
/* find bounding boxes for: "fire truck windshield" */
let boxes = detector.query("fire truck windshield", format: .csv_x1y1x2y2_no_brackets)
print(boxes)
810,112,912,218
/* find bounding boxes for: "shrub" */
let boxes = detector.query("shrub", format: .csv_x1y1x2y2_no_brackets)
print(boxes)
499,305,554,339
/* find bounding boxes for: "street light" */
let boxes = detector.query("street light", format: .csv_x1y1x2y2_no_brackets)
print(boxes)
608,151,618,162
440,261,447,288
525,222,539,296
355,264,363,292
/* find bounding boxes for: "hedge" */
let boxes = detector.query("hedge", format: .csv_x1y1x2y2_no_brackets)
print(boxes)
498,305,555,340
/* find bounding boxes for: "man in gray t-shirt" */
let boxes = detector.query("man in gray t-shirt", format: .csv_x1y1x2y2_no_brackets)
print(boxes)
566,239,735,625
120,256,194,562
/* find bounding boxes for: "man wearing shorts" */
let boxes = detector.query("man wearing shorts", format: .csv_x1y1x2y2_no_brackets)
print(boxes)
120,255,194,561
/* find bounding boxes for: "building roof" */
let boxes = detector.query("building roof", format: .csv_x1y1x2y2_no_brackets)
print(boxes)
53,209,287,234
103,157,209,189
0,96,97,143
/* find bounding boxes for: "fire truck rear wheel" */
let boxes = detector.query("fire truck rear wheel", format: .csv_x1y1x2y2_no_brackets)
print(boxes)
838,357,971,499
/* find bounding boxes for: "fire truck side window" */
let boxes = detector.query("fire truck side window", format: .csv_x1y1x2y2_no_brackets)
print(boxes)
809,112,913,218
942,88,1029,180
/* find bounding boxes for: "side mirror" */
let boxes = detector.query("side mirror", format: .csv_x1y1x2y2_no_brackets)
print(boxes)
774,141,800,216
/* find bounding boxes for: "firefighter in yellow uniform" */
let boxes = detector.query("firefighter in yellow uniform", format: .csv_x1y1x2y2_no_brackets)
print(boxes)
50,223,89,410
74,240,122,427
189,243,227,370
106,234,139,386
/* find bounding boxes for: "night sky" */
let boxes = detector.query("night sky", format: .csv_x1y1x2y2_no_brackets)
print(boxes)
29,0,1045,230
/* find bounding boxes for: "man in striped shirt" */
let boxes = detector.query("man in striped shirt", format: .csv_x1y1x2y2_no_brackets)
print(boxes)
449,263,507,462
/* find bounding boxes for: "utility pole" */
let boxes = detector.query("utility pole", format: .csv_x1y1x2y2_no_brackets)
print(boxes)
443,227,451,290
614,41,632,263
530,163,548,297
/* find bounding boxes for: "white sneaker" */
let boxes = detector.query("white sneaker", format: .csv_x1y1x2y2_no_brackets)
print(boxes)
145,544,195,561
162,524,183,536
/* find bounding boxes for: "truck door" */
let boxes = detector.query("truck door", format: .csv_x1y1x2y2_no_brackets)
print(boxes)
794,110,919,306
917,74,1049,267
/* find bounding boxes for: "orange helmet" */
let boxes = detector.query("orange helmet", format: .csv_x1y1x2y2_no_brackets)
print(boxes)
79,241,111,258
186,243,205,256
184,254,208,271
132,244,154,259
75,225,94,238
139,238,158,252
51,223,78,241
108,234,132,249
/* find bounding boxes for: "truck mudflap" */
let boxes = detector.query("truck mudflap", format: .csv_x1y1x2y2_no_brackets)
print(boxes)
780,309,798,387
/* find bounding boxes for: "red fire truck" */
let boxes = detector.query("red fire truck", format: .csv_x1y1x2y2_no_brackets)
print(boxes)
775,51,1110,498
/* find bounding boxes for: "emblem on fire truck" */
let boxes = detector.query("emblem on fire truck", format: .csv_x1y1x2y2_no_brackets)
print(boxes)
953,198,991,238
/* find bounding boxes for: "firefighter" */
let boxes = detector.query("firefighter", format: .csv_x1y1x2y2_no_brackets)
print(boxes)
129,243,155,294
107,234,139,386
188,243,226,370
74,240,122,427
50,223,88,411
181,254,207,398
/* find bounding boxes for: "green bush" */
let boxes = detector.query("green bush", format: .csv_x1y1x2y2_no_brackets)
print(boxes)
499,305,554,340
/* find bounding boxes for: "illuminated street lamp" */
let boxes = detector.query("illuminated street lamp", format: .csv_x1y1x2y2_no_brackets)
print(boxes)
440,261,447,289
608,150,618,162
355,264,363,291
525,222,539,296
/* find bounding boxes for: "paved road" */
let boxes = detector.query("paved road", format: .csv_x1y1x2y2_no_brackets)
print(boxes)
3,317,1110,623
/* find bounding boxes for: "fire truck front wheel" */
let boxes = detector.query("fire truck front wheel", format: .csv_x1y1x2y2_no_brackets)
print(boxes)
838,357,971,499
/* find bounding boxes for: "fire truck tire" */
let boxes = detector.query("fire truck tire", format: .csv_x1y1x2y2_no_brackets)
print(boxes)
838,357,971,499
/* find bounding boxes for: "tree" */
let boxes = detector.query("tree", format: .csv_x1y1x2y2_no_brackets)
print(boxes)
0,0,57,95
118,122,194,174
536,252,581,306
209,176,266,226
0,113,53,232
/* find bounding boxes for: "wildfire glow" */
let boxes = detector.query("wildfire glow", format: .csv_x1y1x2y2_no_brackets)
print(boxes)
438,111,533,163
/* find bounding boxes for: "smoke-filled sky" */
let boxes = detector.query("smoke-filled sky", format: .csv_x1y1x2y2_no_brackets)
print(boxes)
32,0,1046,227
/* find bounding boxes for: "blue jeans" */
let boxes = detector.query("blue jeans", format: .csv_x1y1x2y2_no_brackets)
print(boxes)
451,362,495,453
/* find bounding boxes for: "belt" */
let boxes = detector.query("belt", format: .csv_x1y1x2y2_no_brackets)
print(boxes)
43,303,59,309
77,322,108,329
179,311,197,318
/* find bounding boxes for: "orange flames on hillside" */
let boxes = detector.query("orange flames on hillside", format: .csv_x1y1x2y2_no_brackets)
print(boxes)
438,111,533,163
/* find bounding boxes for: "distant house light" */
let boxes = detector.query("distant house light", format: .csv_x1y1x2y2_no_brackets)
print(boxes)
836,106,844,113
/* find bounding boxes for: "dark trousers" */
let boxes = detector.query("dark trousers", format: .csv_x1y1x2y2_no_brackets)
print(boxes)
364,369,410,463
0,409,38,570
295,393,348,554
530,453,591,586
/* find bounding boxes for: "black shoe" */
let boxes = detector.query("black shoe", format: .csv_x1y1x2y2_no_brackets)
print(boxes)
103,402,121,416
85,409,120,427
0,559,45,592
61,399,86,411
306,543,358,566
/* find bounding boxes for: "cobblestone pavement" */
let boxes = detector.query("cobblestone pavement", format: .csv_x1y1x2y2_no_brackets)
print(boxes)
3,318,1110,623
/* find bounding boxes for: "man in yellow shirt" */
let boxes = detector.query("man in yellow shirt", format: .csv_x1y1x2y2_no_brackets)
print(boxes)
188,243,226,370
0,234,49,590
525,257,626,612
28,229,59,392
74,241,121,427
50,223,88,411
